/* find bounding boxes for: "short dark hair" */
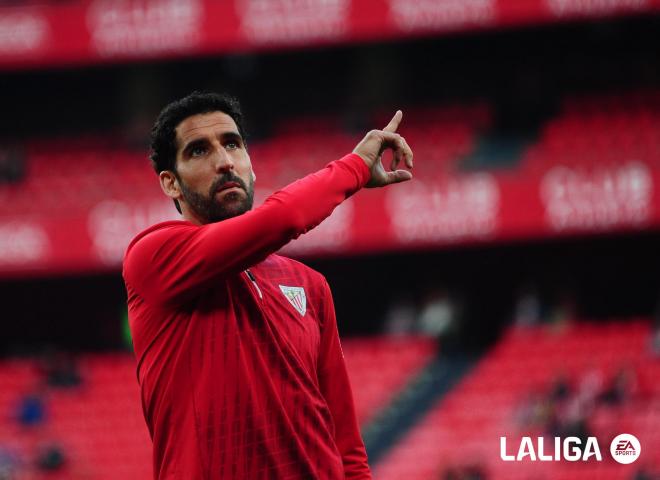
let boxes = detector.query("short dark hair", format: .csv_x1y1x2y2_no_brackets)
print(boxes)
149,91,247,175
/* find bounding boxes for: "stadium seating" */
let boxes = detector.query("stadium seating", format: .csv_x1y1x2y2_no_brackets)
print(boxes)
5,88,660,220
0,336,435,479
342,337,437,424
0,103,488,218
0,354,151,480
522,90,660,174
373,319,660,480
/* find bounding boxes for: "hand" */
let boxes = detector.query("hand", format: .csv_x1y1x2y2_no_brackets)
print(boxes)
352,110,413,188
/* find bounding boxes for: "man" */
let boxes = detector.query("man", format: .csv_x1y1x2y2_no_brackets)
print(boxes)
123,92,413,479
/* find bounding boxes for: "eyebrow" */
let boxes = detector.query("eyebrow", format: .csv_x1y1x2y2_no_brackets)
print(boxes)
221,131,243,145
180,131,244,155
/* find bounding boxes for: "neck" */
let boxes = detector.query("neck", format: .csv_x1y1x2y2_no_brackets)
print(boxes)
180,205,205,226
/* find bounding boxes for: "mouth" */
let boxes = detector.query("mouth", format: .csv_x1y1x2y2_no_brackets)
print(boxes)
216,181,243,193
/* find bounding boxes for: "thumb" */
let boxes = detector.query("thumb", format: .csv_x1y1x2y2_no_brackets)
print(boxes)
385,169,413,185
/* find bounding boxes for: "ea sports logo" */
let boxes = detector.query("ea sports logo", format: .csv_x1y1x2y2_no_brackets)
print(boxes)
610,434,641,464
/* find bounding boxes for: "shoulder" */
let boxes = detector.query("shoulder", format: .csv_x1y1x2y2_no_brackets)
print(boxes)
122,220,195,279
124,221,193,257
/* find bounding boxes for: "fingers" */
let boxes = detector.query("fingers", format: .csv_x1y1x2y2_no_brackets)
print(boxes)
381,131,413,171
390,154,398,171
401,135,413,169
353,113,413,180
390,138,404,171
385,169,413,185
383,110,403,133
390,135,412,170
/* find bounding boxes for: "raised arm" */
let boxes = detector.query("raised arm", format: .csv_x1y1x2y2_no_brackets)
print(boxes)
124,153,367,305
123,112,413,306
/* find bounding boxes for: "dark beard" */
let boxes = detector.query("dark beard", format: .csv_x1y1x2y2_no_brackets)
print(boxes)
178,172,254,223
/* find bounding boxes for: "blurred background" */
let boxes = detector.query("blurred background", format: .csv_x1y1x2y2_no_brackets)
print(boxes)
1,0,660,479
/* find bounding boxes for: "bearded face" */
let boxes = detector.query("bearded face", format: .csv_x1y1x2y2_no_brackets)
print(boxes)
177,170,255,223
162,111,256,225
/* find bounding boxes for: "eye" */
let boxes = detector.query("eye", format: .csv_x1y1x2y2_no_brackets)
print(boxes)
190,145,208,157
225,141,239,150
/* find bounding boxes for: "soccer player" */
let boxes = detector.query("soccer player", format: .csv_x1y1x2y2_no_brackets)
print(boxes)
122,92,413,479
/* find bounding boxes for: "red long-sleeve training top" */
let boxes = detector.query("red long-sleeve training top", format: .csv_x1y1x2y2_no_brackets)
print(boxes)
123,153,372,479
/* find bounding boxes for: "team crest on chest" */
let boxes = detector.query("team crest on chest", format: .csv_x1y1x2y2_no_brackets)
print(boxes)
279,285,307,316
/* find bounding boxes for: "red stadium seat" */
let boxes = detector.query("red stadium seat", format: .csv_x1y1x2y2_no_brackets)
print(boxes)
373,319,659,480
0,104,487,218
0,339,436,478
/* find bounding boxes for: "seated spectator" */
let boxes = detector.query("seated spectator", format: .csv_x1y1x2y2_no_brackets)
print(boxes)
513,284,542,327
38,350,82,388
549,373,571,402
514,391,554,431
416,288,463,353
35,442,66,472
552,395,591,444
599,365,638,406
15,391,46,427
384,294,418,336
417,288,456,338
0,445,20,480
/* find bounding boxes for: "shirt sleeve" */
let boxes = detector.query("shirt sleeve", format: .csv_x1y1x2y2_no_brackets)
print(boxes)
318,279,372,480
123,153,370,306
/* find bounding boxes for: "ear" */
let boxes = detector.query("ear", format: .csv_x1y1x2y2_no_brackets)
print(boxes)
159,170,181,202
251,170,256,182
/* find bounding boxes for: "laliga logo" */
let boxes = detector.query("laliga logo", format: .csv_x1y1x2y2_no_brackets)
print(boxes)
500,436,602,462
500,434,641,463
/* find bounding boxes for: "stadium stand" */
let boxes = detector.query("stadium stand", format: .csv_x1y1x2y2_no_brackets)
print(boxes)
373,319,660,480
0,337,435,479
522,90,660,173
0,354,151,479
0,102,488,219
342,337,437,425
4,87,660,220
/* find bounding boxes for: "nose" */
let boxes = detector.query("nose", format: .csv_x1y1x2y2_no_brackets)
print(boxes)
212,144,234,173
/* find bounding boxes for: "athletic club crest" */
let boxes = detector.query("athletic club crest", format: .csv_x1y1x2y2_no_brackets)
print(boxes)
279,285,307,316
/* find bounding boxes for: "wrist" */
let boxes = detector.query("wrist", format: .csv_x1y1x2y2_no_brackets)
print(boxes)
336,153,371,188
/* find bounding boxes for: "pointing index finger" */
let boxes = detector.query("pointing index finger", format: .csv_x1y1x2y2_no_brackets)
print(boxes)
383,110,403,133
